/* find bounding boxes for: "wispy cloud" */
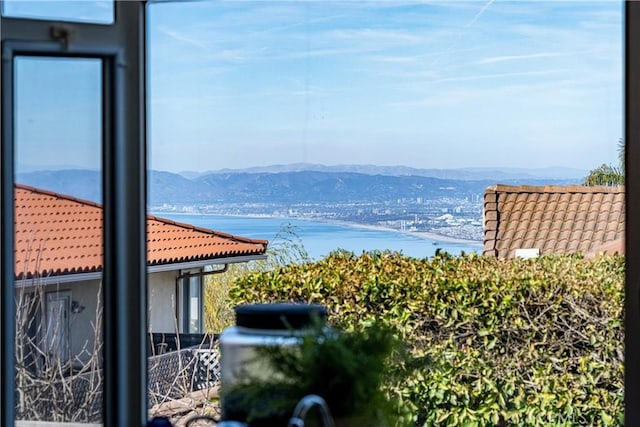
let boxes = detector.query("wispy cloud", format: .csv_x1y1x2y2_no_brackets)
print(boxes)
156,26,208,51
328,28,423,45
273,46,379,60
465,0,495,29
430,69,562,85
477,47,613,65
368,55,418,64
384,77,591,109
146,0,622,172
246,13,349,37
477,51,566,65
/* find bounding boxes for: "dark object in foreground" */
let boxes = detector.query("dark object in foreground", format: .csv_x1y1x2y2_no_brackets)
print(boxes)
222,314,407,426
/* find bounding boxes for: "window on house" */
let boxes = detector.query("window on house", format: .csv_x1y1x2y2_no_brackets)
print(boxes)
179,273,203,334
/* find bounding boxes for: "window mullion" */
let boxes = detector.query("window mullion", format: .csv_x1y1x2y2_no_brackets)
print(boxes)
1,37,17,427
102,2,147,427
626,2,640,426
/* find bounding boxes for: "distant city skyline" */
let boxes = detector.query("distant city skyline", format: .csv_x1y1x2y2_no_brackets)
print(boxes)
11,1,623,174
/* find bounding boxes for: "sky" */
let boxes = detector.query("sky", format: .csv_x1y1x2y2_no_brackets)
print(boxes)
7,1,624,174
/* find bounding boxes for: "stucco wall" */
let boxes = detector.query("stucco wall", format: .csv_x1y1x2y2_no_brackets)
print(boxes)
148,270,178,333
21,270,180,366
66,280,102,363
18,278,102,367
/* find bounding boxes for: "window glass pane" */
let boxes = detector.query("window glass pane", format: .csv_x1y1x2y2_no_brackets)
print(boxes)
189,276,201,333
147,1,622,259
147,1,623,424
14,56,103,424
1,0,114,25
15,58,102,176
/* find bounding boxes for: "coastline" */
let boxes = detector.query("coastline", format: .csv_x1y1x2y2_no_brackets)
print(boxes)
304,217,483,246
152,210,483,246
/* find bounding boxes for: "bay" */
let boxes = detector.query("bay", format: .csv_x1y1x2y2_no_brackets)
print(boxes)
153,212,482,261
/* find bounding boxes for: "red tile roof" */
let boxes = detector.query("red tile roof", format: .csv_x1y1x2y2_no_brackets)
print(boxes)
15,184,268,280
483,184,624,258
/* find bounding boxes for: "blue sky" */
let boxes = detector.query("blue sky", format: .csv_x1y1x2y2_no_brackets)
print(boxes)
9,1,623,174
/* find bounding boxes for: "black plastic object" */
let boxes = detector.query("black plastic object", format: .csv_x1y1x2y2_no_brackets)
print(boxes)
235,303,327,330
147,417,173,427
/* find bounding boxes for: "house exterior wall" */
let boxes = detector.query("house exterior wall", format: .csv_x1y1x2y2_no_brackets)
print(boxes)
148,270,178,333
18,278,102,367
20,270,181,366
65,279,102,363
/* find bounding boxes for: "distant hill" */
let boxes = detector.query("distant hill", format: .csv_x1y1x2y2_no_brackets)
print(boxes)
17,169,102,202
180,163,588,181
16,167,582,206
457,166,588,181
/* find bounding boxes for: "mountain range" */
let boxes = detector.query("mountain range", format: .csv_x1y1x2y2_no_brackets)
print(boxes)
15,165,584,206
178,163,587,181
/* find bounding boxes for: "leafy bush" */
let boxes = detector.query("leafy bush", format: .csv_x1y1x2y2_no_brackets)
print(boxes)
228,251,624,426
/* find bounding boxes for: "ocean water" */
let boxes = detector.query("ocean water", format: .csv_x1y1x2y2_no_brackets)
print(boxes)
155,213,481,261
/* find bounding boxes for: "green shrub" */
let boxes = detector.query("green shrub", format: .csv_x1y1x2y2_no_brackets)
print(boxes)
228,251,624,426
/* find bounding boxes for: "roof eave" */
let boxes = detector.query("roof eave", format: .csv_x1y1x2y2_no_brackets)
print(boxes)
147,253,268,273
15,253,268,287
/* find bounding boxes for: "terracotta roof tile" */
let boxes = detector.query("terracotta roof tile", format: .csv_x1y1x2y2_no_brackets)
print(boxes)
483,184,624,258
585,238,624,258
14,184,268,279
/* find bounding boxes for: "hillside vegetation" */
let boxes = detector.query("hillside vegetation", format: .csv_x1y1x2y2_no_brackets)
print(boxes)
227,251,624,426
17,168,577,205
